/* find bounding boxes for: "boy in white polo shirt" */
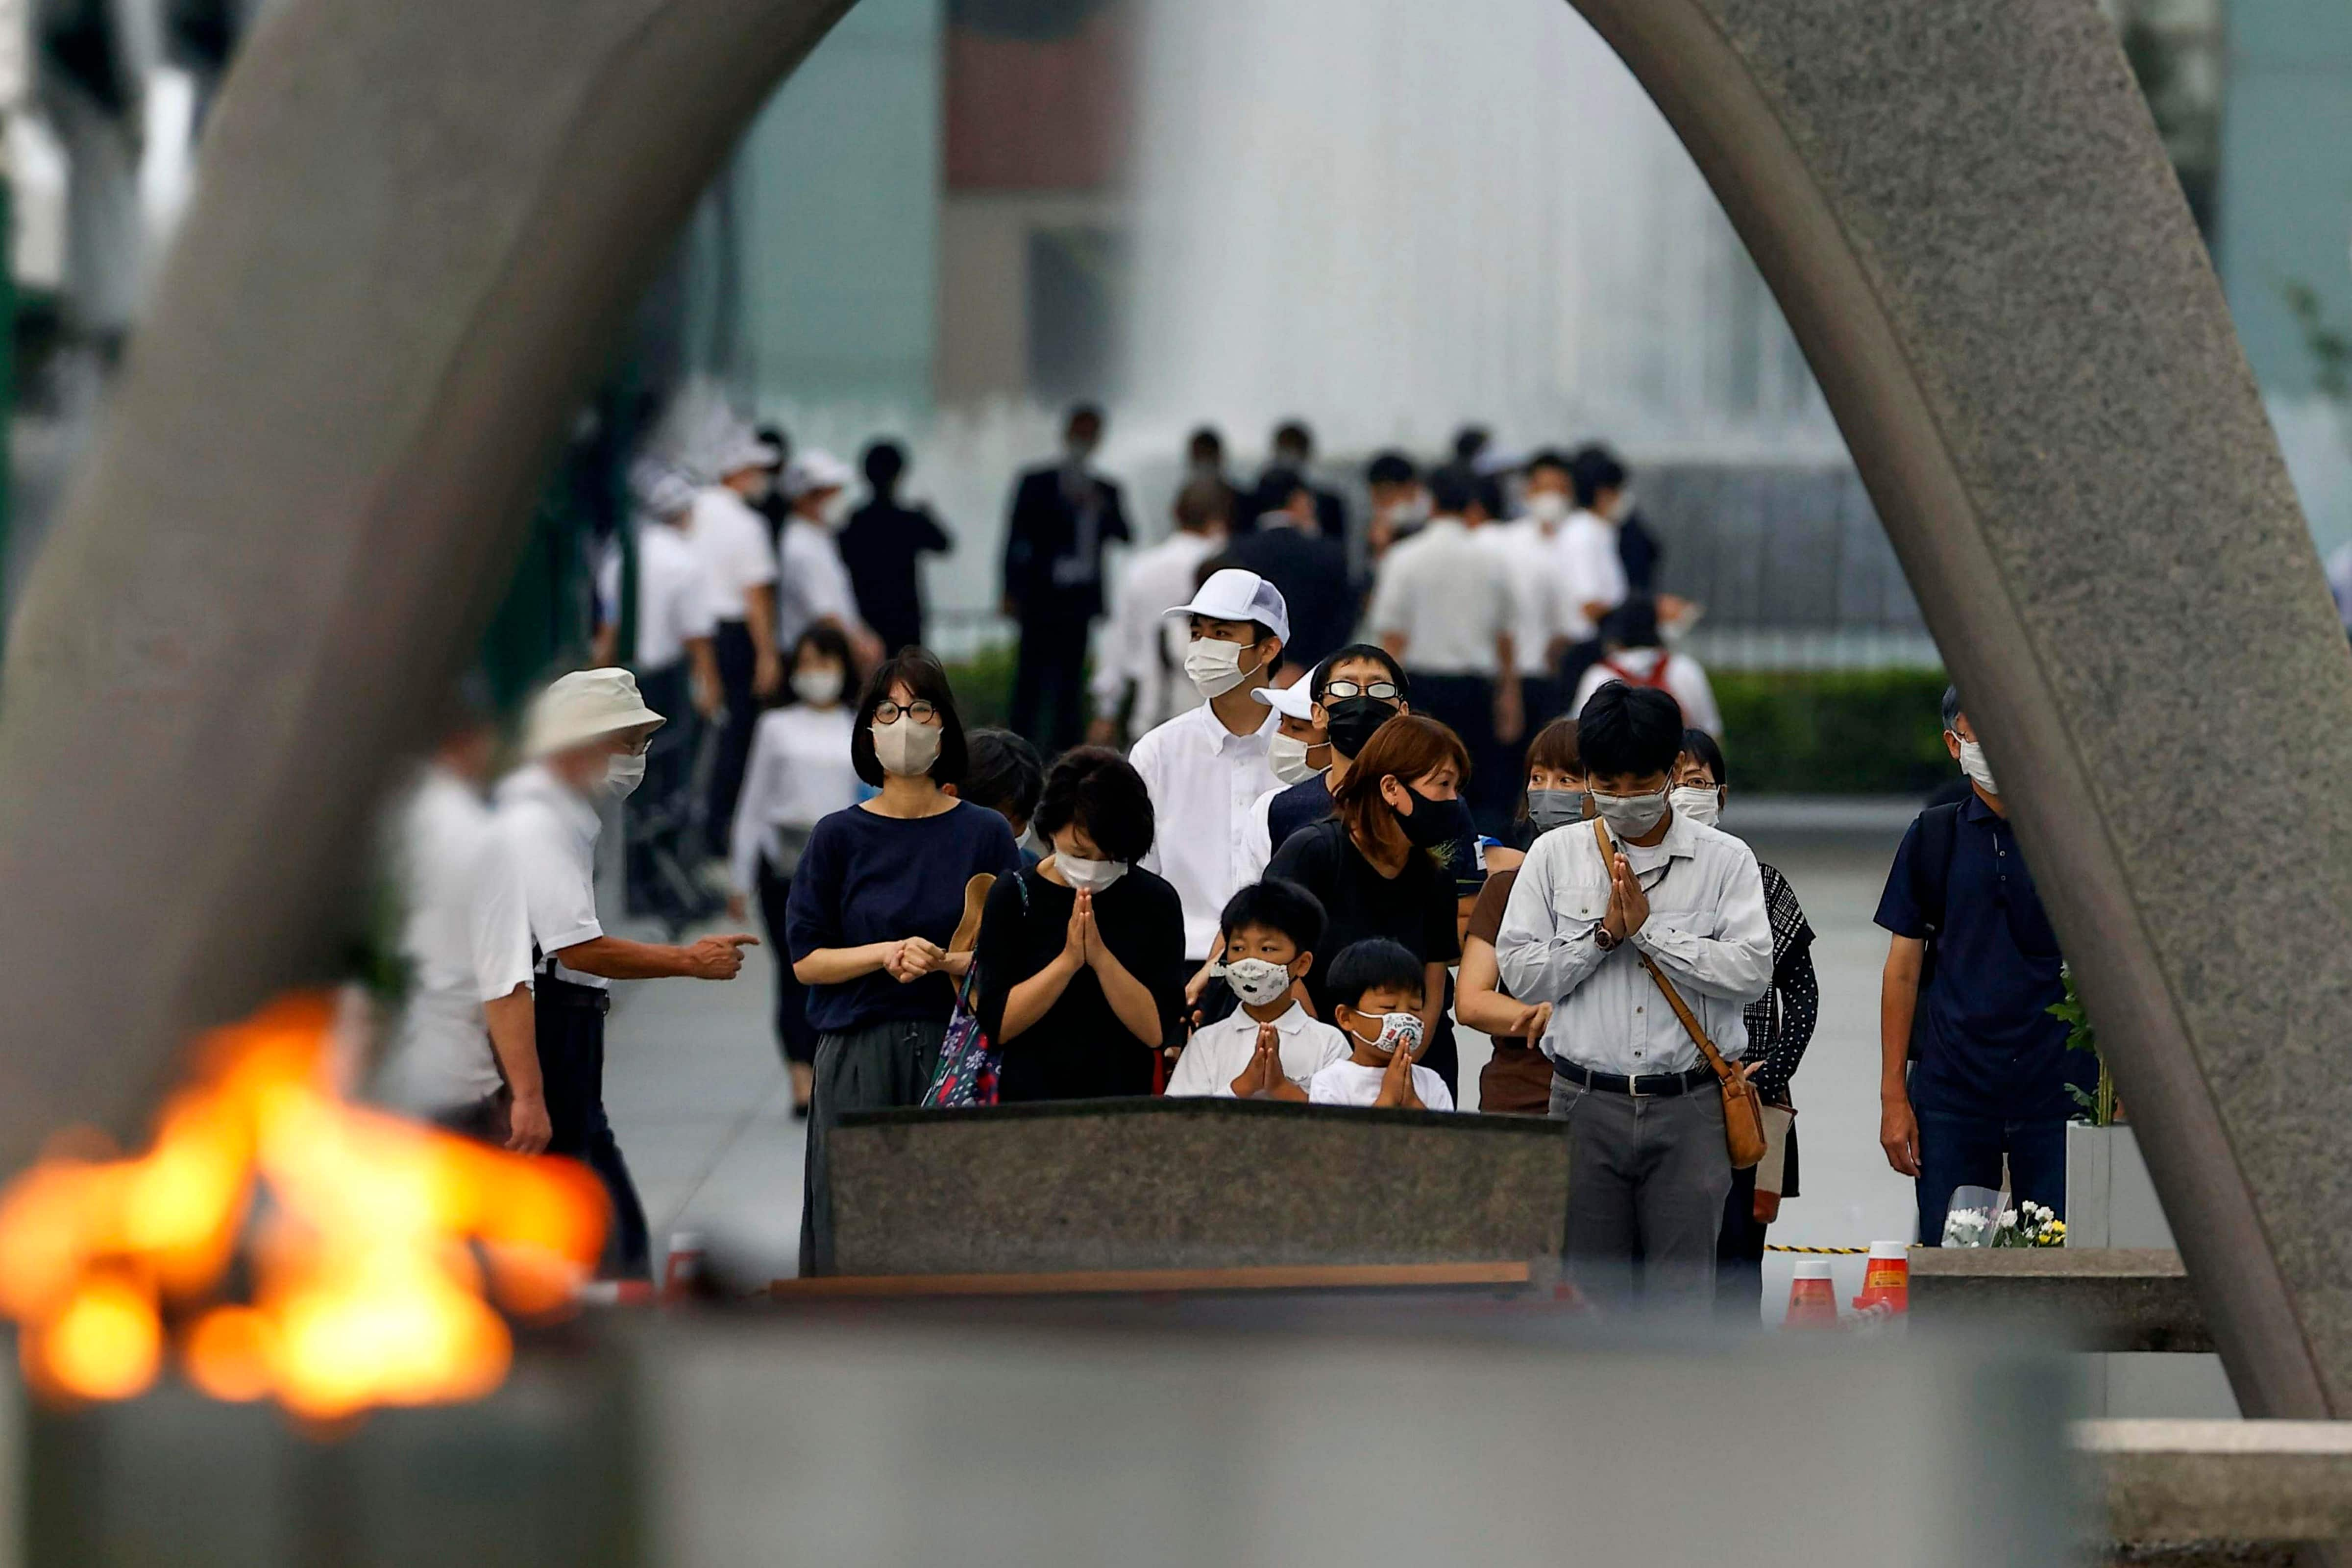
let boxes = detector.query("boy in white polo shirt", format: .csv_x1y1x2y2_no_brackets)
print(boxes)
1308,938,1457,1111
1168,881,1346,1099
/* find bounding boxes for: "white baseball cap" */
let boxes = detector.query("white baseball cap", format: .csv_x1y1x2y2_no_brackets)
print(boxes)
784,448,855,499
1252,678,1318,721
1164,567,1290,646
523,668,666,760
628,457,697,520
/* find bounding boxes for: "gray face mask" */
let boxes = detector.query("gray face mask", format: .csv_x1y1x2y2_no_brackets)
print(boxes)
1592,786,1670,840
1525,789,1587,835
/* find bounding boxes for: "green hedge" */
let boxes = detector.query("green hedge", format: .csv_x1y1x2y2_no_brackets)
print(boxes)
943,652,1953,795
1715,668,1951,794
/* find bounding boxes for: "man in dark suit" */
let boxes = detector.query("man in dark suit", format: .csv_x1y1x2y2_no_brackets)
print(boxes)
1229,471,1356,679
1002,404,1130,754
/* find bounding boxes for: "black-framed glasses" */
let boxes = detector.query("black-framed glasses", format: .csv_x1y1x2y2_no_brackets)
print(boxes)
874,699,940,724
1321,680,1400,701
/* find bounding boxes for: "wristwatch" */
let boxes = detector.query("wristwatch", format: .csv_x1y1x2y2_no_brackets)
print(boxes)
1592,924,1620,952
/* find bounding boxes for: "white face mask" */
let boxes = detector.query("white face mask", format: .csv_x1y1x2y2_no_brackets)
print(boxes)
1956,737,1999,796
602,751,647,800
1670,785,1722,829
1348,1010,1426,1060
1592,785,1670,840
1056,854,1127,893
1224,957,1295,1007
1268,732,1323,785
1184,637,1260,699
1527,491,1571,526
792,666,844,706
1382,492,1431,528
872,717,942,777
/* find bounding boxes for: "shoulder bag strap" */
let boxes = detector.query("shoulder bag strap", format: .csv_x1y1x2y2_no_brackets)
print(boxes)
1591,816,1735,1087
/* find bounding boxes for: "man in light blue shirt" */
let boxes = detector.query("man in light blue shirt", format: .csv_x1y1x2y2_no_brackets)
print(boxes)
1497,683,1770,1308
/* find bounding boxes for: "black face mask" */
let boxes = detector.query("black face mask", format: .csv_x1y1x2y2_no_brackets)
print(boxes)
1323,696,1398,759
1398,786,1478,857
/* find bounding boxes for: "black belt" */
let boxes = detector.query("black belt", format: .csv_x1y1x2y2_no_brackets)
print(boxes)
537,973,611,1014
1550,1058,1714,1098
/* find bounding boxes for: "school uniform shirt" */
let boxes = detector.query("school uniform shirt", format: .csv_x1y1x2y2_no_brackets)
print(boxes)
495,762,608,990
776,515,862,652
1365,515,1517,677
1874,793,2077,1122
1494,809,1771,1077
597,520,719,673
1308,1059,1456,1111
1167,1001,1348,1098
1557,510,1629,643
374,765,535,1114
727,703,862,894
687,485,780,624
1573,646,1724,736
1130,702,1282,957
1486,516,1575,677
1091,529,1221,734
784,800,1025,1034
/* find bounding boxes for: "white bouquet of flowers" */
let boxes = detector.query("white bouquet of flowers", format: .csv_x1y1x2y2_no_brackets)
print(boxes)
1940,1185,2004,1248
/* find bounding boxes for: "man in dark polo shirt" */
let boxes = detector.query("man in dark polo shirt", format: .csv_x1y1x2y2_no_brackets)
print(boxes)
1874,686,2084,1245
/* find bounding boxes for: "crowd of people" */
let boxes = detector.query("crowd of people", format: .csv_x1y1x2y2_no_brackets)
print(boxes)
369,400,2082,1306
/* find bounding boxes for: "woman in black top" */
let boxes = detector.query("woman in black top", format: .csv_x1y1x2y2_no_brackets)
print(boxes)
1266,714,1469,1092
975,748,1187,1100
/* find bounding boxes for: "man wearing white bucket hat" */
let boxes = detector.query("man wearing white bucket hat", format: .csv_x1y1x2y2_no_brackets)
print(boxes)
692,424,784,856
775,447,881,666
498,668,761,1278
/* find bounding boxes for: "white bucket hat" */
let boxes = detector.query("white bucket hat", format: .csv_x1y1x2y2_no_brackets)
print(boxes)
784,447,856,499
523,668,666,760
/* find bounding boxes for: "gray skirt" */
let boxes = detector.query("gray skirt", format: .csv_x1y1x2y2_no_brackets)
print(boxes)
798,1015,951,1277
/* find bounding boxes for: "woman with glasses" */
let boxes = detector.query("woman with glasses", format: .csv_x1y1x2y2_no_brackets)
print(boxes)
1266,713,1471,1096
785,649,1024,1274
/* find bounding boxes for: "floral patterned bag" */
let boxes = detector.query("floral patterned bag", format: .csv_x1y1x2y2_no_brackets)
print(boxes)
921,874,1025,1108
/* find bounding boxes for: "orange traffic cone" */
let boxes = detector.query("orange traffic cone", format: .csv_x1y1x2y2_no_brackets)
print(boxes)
1854,1242,1910,1313
663,1230,707,1301
1785,1259,1839,1328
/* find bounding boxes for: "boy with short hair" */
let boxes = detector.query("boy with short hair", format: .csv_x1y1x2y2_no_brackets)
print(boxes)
1307,938,1456,1111
1168,881,1345,1100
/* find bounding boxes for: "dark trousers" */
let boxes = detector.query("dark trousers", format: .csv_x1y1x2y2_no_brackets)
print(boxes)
706,619,758,856
1408,670,1510,835
1559,637,1605,706
1011,610,1093,757
1714,1120,1800,1316
1914,1100,2067,1246
624,662,710,926
1551,1074,1732,1310
800,1018,950,1276
754,856,819,1068
536,979,652,1280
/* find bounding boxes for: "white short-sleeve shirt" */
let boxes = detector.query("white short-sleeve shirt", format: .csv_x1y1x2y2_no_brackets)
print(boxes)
1166,1002,1347,1098
687,486,781,621
599,521,720,671
728,703,863,893
1130,703,1281,959
1365,517,1518,676
775,517,861,651
374,765,536,1113
494,762,608,989
1557,511,1629,643
1308,1059,1456,1111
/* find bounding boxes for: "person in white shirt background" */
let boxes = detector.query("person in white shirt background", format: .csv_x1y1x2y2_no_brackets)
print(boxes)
727,625,864,1117
691,424,786,856
1167,880,1345,1099
1129,567,1290,988
1494,682,1769,1307
1556,447,1634,698
774,447,884,670
1366,466,1522,833
1307,938,1456,1111
373,681,549,1154
1573,596,1724,739
1089,477,1229,746
498,668,760,1278
1490,449,1584,732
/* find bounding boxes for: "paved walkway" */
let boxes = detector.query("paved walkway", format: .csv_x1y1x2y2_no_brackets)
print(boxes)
602,818,1919,1307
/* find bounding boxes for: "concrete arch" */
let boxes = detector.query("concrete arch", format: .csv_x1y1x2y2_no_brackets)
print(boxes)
2,0,2347,1415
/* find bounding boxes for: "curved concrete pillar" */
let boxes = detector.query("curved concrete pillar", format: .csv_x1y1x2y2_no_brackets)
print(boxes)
0,0,2345,1416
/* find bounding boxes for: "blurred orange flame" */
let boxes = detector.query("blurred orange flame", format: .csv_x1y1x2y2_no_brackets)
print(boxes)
0,995,607,1416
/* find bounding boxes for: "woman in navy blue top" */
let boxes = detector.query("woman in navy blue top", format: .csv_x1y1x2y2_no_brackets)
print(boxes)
786,649,1022,1273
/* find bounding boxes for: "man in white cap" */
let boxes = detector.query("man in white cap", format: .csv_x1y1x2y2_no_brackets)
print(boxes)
498,668,761,1278
1234,672,1329,884
597,460,722,724
776,447,882,667
1128,567,1289,974
690,426,784,855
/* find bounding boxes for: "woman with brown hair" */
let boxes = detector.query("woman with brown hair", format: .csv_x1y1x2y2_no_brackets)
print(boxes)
1266,713,1470,1094
1458,718,1589,1113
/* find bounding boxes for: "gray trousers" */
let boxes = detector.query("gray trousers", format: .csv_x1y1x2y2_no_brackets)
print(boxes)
799,1017,949,1277
1550,1075,1734,1310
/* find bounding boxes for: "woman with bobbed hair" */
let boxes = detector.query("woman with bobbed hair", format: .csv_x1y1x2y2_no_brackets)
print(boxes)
1267,713,1470,1094
786,648,1023,1272
974,747,1188,1100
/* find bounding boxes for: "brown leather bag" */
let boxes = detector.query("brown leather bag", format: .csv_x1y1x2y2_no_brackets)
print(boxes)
1592,819,1767,1170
